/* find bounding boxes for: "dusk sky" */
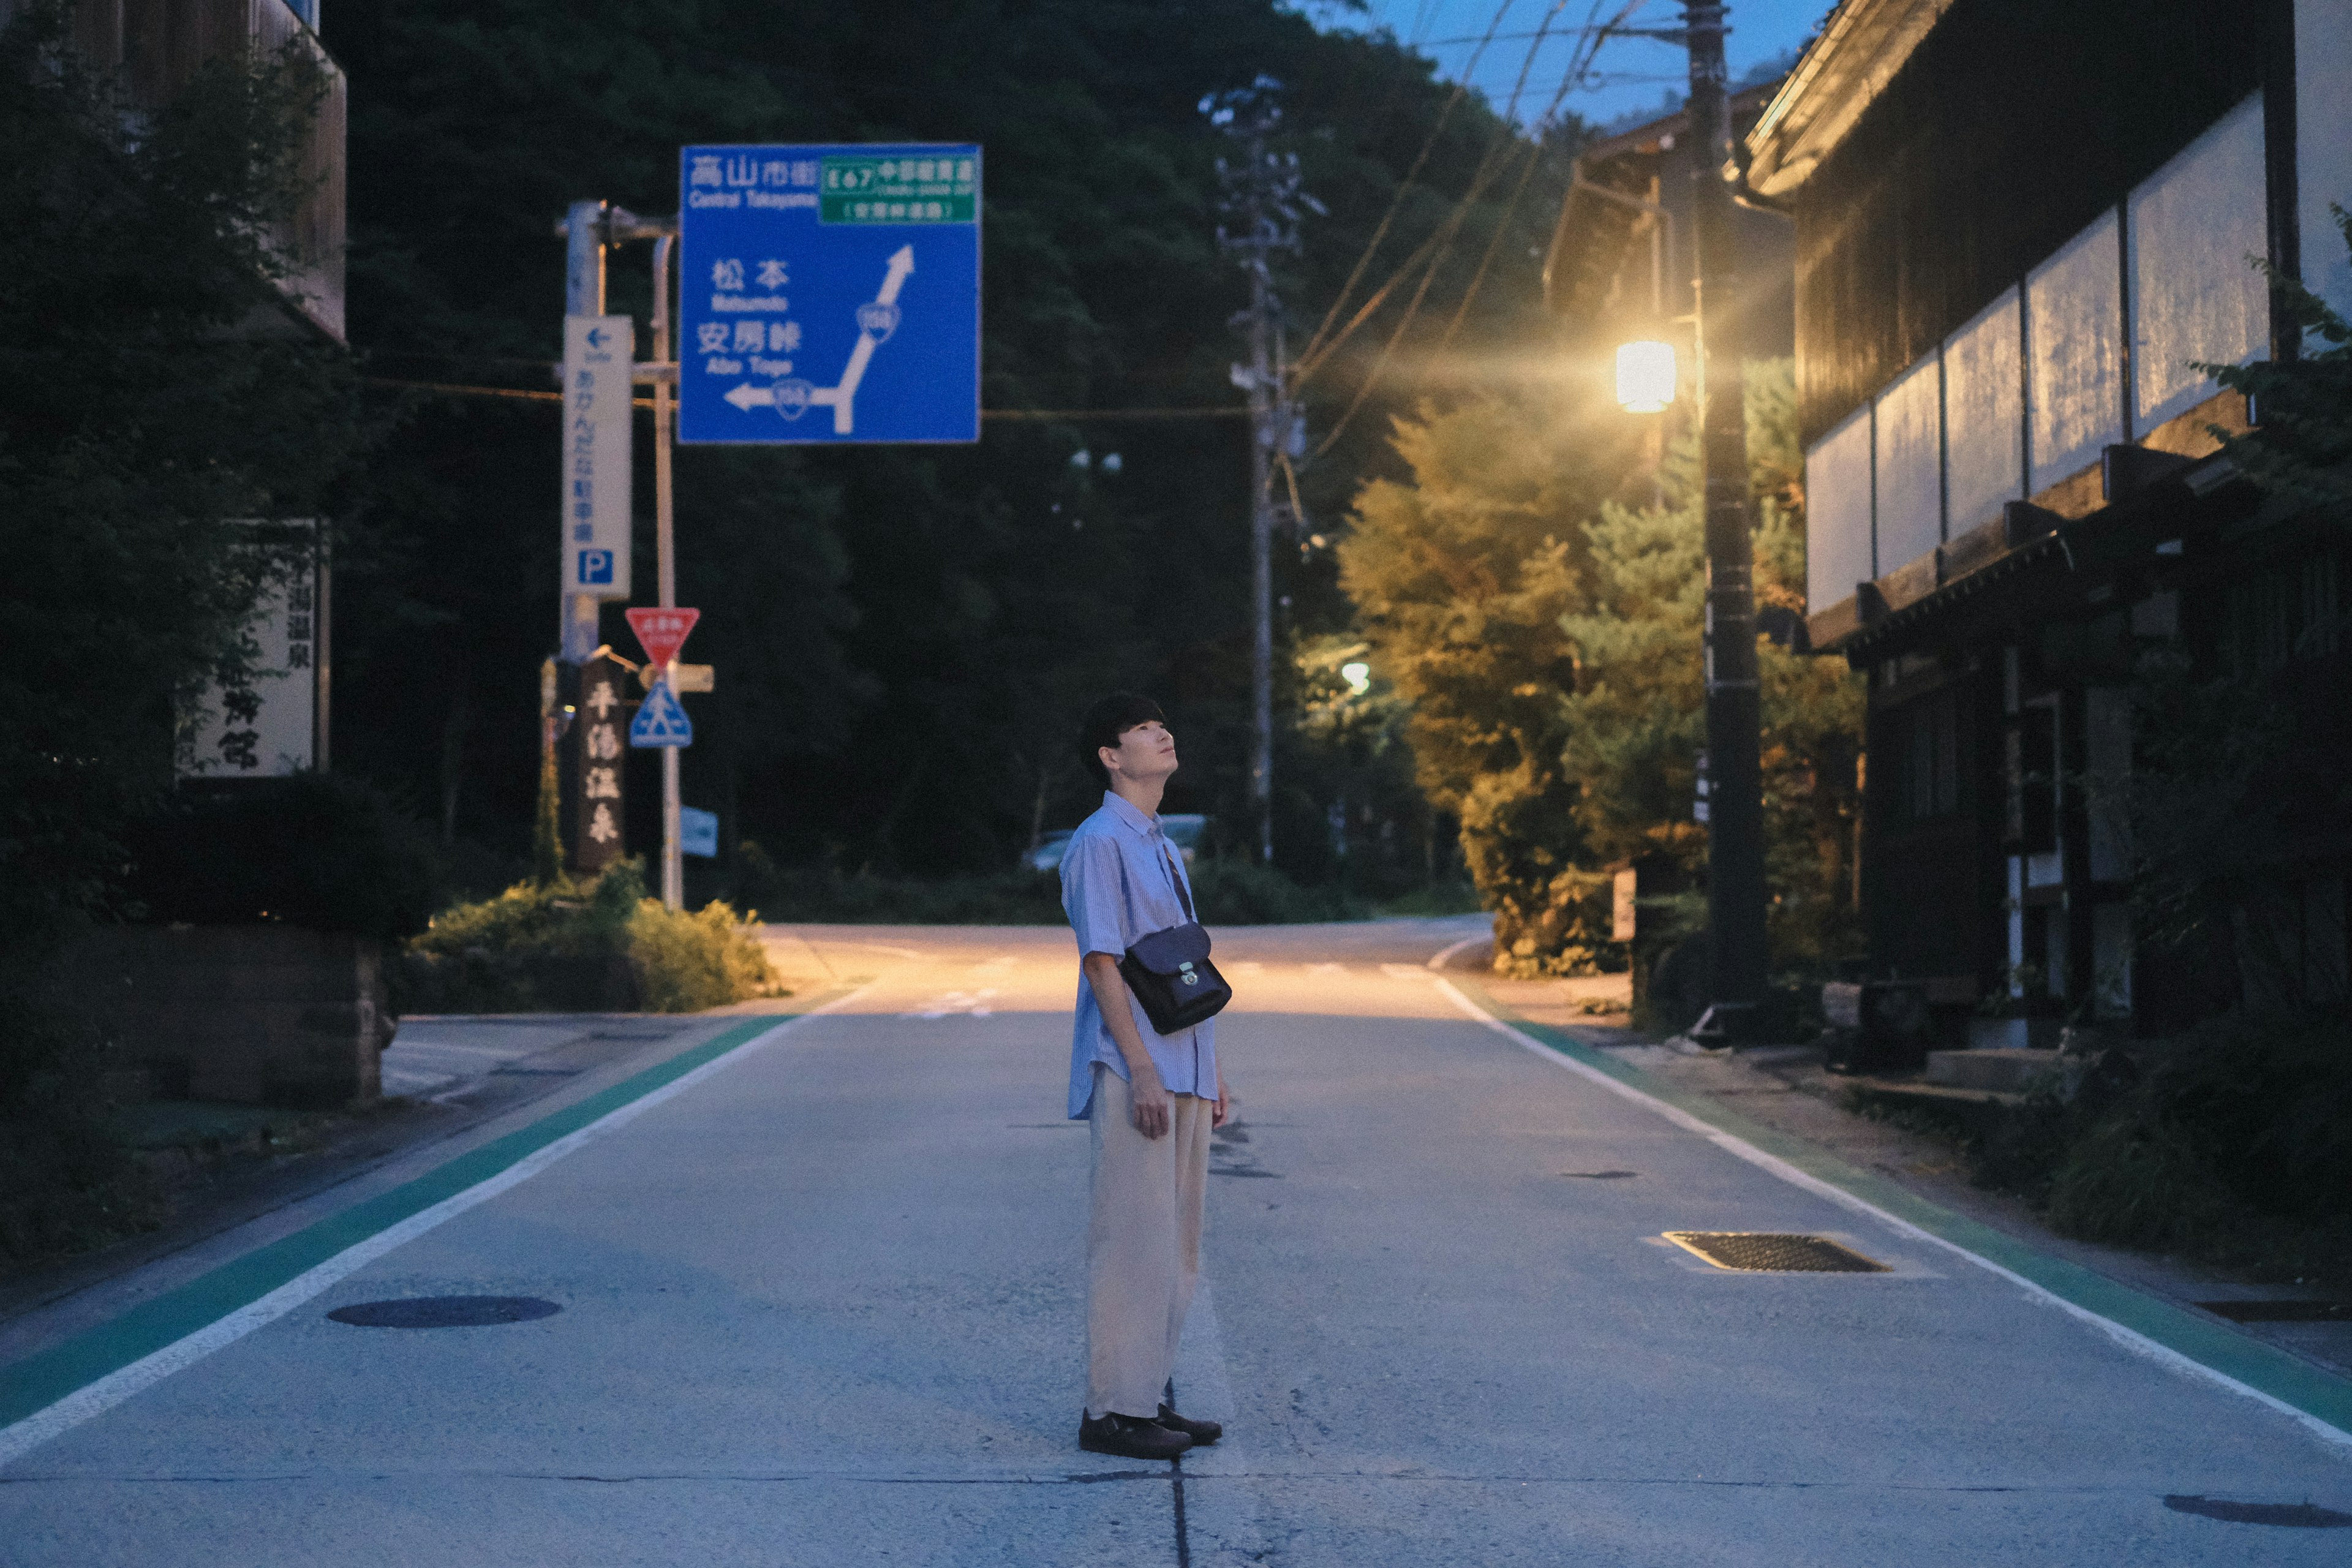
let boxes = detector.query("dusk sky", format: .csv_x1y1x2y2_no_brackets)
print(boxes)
1297,0,1835,131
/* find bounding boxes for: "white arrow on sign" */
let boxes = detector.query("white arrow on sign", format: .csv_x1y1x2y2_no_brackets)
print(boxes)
722,244,913,435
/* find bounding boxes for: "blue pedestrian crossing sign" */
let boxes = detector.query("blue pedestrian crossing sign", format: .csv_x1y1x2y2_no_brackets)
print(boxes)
630,678,693,748
678,143,980,445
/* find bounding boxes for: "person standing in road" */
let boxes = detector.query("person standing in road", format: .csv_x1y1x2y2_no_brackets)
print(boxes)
1061,693,1231,1461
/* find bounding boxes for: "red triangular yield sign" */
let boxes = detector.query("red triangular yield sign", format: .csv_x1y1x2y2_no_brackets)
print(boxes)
624,607,699,671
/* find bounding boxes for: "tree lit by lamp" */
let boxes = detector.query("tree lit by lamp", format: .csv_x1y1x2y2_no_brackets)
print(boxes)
1615,340,1676,413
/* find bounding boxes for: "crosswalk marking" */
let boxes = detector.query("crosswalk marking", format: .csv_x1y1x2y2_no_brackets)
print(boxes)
903,987,998,1019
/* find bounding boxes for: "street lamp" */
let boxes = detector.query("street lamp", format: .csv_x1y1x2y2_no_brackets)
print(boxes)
1599,2,1766,1042
1614,339,1678,413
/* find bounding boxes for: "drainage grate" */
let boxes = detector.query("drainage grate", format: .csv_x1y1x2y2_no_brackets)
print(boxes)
1663,1232,1890,1273
2196,1298,2351,1324
2164,1495,2352,1528
328,1295,562,1329
1561,1170,1638,1180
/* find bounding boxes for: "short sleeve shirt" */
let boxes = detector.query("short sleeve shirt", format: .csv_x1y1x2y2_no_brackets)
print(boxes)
1060,791,1217,1119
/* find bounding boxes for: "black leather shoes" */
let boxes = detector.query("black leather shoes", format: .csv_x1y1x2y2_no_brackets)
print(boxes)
1079,1410,1194,1460
1156,1403,1223,1444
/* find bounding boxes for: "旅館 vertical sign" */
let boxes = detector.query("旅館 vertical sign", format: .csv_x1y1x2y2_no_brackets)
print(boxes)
178,523,330,780
564,315,635,599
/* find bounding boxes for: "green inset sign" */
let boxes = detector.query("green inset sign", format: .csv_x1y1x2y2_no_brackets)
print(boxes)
821,154,978,224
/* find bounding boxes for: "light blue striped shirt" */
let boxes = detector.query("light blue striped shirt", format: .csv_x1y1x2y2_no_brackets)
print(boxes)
1060,791,1217,1119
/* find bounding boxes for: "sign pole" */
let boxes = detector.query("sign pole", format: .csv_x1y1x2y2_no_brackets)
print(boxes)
652,232,684,911
560,200,608,665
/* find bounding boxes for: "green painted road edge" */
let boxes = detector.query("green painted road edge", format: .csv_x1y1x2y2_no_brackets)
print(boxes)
0,998,843,1430
1452,975,2352,1442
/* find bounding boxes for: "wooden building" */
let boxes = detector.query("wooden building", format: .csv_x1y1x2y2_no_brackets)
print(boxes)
1747,0,2351,1033
34,0,346,342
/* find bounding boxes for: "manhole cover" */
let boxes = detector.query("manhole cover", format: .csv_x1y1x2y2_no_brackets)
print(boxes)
2163,1495,2352,1528
328,1295,562,1329
2196,1298,2352,1324
1663,1232,1890,1273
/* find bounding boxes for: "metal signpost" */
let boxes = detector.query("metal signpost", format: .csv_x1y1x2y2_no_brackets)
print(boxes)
548,147,977,910
677,143,981,445
625,606,698,904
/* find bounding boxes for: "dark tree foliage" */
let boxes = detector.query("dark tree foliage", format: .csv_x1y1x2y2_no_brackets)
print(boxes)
325,0,1572,877
0,7,363,946
0,4,363,1258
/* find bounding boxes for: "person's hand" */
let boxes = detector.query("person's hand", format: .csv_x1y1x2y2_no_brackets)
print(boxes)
1129,1069,1173,1139
1212,1078,1232,1129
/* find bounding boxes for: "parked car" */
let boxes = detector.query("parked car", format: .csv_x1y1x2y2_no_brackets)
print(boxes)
1025,830,1076,873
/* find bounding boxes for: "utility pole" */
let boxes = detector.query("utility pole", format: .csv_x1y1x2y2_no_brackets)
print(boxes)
1681,2,1769,1030
561,201,609,665
650,230,683,911
1213,82,1313,866
556,200,685,905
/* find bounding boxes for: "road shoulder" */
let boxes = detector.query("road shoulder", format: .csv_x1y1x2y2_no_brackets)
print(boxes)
1449,973,2352,1448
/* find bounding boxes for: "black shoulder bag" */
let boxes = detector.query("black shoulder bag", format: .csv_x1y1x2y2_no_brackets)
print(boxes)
1117,846,1233,1035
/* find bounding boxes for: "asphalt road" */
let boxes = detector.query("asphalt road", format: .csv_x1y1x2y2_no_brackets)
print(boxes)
3,918,2348,1565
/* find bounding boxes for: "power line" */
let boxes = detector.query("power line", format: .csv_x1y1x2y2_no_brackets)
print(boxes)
1295,0,1520,378
1301,0,1645,458
363,379,1248,421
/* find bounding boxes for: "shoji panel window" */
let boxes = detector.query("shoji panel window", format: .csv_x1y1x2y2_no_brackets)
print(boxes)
1873,352,1943,575
2027,210,2125,496
1805,404,1874,611
2129,94,2269,434
1943,287,2023,537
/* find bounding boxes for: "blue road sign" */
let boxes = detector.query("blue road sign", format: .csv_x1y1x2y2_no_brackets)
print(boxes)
679,806,719,859
630,678,693,748
679,144,980,445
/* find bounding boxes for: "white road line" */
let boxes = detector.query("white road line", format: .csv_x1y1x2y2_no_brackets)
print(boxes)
1427,976,2352,1455
0,987,877,1473
1425,932,1490,970
1173,1282,1268,1563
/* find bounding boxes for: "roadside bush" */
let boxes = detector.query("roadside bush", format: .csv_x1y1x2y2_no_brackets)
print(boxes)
730,845,1065,923
124,774,443,940
728,842,1367,927
627,897,776,1011
399,862,777,1014
1185,858,1366,924
1950,1006,2352,1284
2048,1008,2352,1229
0,971,164,1267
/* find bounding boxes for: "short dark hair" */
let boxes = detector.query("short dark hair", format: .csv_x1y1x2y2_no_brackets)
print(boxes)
1077,692,1166,789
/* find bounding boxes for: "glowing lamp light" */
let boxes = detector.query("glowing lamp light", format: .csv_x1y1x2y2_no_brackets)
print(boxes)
1340,661,1372,696
1615,340,1678,413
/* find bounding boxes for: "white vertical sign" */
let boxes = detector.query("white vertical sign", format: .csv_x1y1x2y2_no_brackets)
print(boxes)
563,314,634,600
178,530,326,779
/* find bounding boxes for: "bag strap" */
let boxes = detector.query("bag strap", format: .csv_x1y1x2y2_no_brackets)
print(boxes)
1159,842,1196,923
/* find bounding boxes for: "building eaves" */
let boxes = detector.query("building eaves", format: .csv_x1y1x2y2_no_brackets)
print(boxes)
1743,0,1958,199
1826,451,2264,660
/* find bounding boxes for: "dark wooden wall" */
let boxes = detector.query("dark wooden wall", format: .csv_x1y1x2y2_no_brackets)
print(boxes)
1790,0,2277,447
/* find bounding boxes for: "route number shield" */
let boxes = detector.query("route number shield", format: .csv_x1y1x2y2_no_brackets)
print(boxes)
678,143,980,445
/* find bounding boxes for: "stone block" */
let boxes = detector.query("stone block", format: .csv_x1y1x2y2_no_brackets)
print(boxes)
60,926,389,1107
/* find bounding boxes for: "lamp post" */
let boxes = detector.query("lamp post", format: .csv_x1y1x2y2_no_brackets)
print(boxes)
1614,2,1766,1036
1683,1,1768,1033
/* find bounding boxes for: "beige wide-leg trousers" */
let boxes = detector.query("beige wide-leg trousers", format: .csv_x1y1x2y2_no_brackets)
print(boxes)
1085,1061,1212,1419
